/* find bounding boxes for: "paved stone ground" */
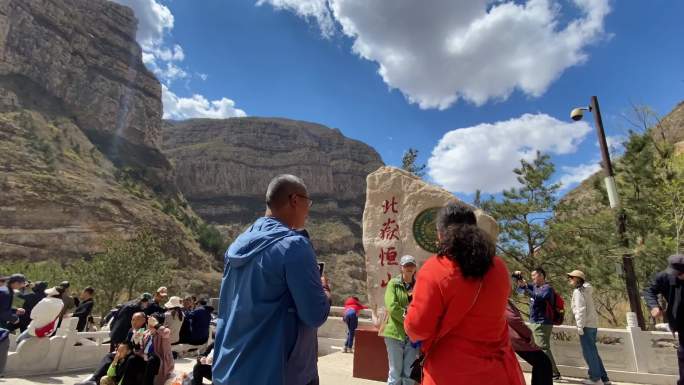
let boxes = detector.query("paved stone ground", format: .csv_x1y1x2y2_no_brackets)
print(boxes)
0,352,651,385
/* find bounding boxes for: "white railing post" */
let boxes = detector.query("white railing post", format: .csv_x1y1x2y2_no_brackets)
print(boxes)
625,312,650,373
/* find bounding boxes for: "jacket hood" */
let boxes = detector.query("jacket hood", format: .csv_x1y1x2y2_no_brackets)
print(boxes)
225,217,300,268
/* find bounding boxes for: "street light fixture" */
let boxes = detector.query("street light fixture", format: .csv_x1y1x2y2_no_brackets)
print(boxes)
570,95,646,329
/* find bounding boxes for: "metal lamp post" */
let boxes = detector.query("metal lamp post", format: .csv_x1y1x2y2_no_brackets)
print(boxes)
570,96,646,329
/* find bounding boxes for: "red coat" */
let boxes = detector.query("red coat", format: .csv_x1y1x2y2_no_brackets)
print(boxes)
404,255,525,385
343,297,367,315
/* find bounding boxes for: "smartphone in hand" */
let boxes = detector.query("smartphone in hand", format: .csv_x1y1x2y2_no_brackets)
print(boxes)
317,262,325,276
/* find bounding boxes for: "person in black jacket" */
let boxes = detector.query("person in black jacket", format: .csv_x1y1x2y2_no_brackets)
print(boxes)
71,287,95,332
0,274,27,330
183,299,213,345
76,312,147,385
644,254,684,385
192,342,214,385
17,281,48,332
108,294,151,352
144,287,167,316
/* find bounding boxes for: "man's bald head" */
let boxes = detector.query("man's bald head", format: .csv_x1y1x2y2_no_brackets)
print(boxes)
131,312,147,329
266,174,308,209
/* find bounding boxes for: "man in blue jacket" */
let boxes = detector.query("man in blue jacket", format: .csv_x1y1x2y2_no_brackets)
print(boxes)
213,174,332,385
516,267,561,379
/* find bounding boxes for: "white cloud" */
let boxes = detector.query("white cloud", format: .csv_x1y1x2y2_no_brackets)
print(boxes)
112,0,245,119
262,0,610,109
151,44,185,61
559,161,601,190
428,113,592,193
257,0,336,37
162,85,247,120
605,135,626,154
111,0,174,50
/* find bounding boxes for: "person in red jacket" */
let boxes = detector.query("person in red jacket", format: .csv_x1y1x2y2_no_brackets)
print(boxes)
404,202,525,385
342,296,367,353
506,299,553,385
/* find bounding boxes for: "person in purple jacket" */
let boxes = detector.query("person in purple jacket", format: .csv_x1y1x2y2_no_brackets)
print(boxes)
213,175,331,385
506,299,552,385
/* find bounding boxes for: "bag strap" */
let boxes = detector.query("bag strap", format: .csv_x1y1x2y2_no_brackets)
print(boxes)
425,280,483,357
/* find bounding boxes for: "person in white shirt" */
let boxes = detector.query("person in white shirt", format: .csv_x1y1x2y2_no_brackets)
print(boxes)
567,270,611,385
16,287,64,344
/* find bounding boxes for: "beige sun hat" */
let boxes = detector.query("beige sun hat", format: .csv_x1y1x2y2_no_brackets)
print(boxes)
165,296,183,309
566,270,586,280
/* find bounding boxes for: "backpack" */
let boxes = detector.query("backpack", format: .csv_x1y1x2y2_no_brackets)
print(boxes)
545,288,565,325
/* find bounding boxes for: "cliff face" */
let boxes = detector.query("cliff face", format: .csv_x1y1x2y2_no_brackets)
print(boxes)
163,118,385,302
0,0,212,279
0,0,172,189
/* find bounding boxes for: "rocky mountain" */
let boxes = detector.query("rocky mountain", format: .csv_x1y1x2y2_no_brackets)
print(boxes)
163,118,385,302
0,0,214,288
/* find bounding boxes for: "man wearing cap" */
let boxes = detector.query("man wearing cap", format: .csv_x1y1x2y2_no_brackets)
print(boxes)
0,274,27,330
144,287,168,316
381,254,418,385
644,255,684,385
567,270,611,385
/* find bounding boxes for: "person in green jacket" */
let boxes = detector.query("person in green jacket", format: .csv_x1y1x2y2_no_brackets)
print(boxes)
100,342,133,385
382,255,419,385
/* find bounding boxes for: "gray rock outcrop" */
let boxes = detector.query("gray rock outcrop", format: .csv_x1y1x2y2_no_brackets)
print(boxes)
163,117,385,302
0,0,172,189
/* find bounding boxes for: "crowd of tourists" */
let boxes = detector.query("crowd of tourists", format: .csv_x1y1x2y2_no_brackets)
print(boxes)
208,174,684,385
4,173,684,385
0,277,95,375
74,288,213,385
0,273,213,384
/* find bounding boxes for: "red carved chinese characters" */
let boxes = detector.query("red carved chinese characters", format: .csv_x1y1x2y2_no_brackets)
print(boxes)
377,196,400,290
379,218,400,241
380,272,393,288
379,247,398,266
382,196,398,214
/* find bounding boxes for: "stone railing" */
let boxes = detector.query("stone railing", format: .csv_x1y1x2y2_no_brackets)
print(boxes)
319,308,678,385
542,323,678,385
5,317,110,377
5,308,679,384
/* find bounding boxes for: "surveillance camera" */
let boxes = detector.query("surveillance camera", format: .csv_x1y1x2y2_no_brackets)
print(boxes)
570,108,585,121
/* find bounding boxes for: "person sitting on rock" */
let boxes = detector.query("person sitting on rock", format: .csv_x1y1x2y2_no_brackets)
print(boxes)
15,286,64,344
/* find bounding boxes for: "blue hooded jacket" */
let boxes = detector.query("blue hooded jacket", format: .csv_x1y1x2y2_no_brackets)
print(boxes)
212,217,331,385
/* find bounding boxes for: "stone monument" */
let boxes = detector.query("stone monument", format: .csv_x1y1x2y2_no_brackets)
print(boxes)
362,166,498,323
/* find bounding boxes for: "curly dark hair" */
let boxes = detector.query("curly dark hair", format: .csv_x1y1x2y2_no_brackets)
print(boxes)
436,202,494,279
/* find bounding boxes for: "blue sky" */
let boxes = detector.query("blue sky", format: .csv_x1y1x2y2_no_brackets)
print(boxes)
116,0,684,198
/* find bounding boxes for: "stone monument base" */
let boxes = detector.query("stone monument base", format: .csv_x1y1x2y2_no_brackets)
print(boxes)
352,326,389,382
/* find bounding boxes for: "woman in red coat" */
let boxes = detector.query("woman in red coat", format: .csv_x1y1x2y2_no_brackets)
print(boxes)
404,203,525,385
